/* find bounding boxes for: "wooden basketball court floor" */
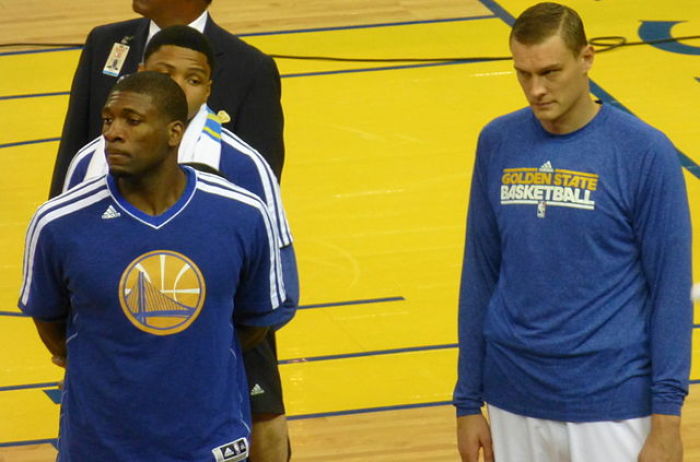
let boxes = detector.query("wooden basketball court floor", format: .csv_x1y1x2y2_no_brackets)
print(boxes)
0,0,699,460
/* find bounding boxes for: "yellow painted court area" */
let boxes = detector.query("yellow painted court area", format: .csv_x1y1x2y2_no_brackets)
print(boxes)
0,0,699,456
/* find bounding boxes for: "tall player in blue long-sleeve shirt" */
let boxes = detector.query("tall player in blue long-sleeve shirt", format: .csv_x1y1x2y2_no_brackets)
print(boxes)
454,3,692,462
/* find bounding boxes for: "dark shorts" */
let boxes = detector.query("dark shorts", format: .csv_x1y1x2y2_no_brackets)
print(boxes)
243,329,286,415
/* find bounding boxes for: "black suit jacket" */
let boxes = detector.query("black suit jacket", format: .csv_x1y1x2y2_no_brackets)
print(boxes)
49,15,285,197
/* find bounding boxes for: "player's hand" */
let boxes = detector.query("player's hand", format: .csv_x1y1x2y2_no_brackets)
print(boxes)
457,413,494,462
638,414,682,462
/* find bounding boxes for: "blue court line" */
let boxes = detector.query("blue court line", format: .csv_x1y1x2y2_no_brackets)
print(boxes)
0,310,27,317
288,400,453,420
0,382,59,392
0,438,57,448
279,343,457,365
239,15,497,37
0,91,69,101
281,58,501,79
478,0,515,25
298,296,404,310
0,46,80,57
0,137,60,149
479,0,700,180
44,388,62,404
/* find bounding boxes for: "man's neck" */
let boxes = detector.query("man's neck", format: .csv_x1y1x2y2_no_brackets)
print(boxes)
117,164,187,216
151,7,207,29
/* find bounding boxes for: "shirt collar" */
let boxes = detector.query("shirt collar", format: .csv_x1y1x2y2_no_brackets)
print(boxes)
146,10,209,46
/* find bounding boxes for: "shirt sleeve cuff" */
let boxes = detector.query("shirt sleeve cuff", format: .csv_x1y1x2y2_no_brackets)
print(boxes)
651,400,683,416
455,403,484,417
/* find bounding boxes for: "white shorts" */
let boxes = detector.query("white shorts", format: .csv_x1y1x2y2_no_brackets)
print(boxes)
487,405,651,462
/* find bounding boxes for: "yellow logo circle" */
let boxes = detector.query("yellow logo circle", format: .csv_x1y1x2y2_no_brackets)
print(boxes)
118,250,206,335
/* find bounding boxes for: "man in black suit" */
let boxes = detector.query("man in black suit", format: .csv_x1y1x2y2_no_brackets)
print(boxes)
49,0,285,199
48,2,290,461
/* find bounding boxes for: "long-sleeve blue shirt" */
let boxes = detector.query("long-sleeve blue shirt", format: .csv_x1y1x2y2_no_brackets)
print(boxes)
454,104,692,422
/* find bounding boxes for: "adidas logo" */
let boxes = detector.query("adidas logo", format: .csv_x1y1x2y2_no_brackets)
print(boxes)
250,383,265,396
212,437,248,462
101,205,121,220
539,161,554,173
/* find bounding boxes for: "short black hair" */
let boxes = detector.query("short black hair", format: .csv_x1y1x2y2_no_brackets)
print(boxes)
109,71,188,123
144,25,215,75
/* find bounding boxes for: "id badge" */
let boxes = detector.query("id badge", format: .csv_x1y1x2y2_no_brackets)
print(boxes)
103,42,130,77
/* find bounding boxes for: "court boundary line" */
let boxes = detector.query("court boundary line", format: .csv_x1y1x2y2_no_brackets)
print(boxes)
0,382,59,392
0,46,80,57
0,137,60,149
279,343,457,364
0,311,28,317
0,438,57,448
288,400,454,420
0,91,69,101
298,296,404,309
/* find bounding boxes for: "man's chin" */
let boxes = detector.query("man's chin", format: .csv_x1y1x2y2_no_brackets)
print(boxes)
108,167,132,179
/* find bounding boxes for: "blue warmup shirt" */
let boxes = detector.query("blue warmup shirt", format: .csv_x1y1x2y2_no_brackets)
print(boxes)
19,167,291,461
454,104,692,422
63,104,298,323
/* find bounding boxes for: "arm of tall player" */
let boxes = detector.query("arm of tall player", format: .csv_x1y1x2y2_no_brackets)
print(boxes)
633,137,692,462
634,137,692,416
454,130,501,462
49,29,96,198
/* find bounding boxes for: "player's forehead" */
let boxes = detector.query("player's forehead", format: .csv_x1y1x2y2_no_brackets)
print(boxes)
144,45,211,77
102,90,157,116
510,34,574,70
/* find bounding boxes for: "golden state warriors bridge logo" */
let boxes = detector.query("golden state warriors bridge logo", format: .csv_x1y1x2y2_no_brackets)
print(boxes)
118,250,206,335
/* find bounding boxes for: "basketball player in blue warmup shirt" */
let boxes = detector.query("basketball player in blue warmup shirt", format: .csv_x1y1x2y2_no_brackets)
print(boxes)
61,26,298,461
454,3,692,462
20,72,289,461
